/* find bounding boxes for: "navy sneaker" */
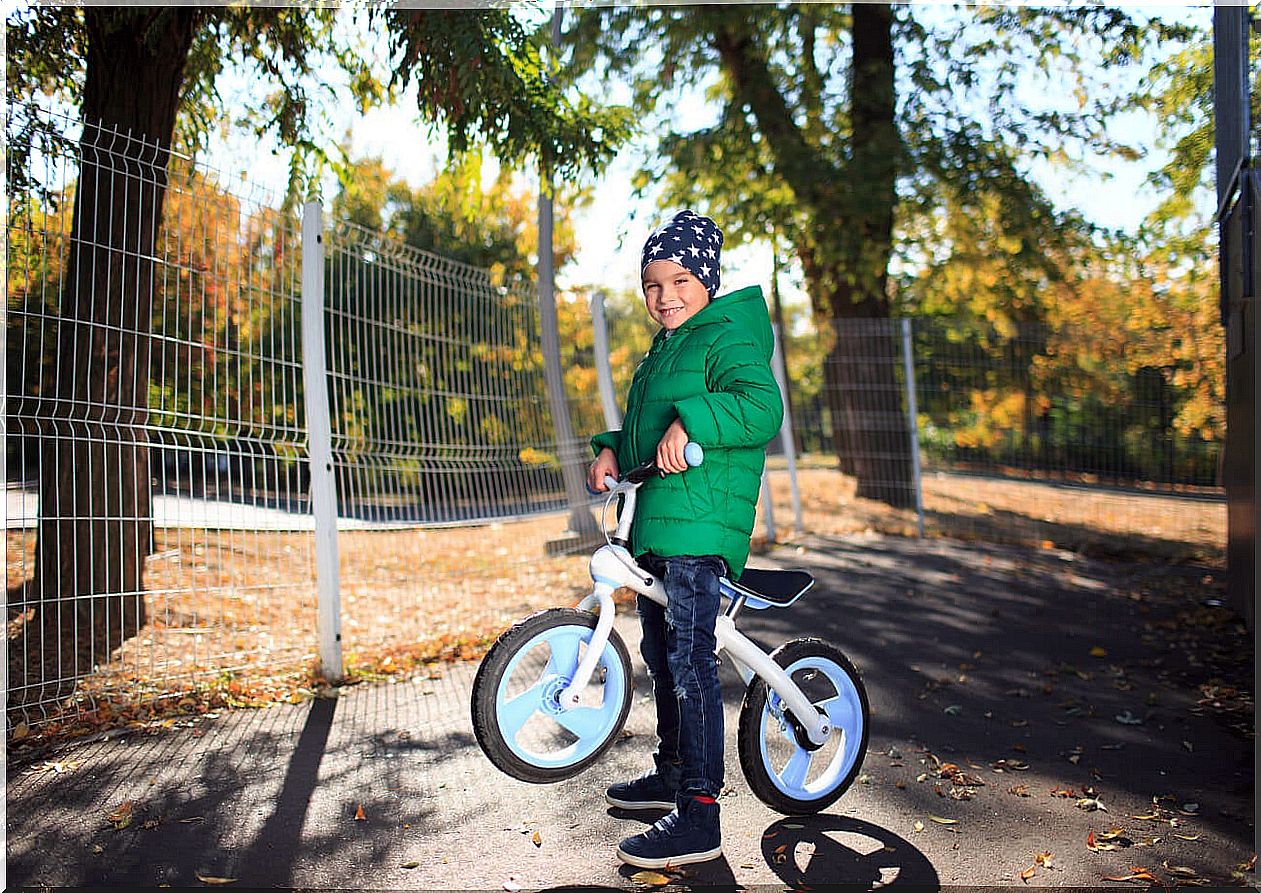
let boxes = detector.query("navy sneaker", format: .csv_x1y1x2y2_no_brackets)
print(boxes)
605,756,681,810
616,795,722,869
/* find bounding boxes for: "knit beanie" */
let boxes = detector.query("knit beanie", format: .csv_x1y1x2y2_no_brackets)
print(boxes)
640,209,724,297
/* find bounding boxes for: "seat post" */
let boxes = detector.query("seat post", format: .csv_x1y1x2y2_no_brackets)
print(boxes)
724,592,747,620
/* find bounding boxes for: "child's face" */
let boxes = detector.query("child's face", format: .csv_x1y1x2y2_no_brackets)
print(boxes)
641,261,711,330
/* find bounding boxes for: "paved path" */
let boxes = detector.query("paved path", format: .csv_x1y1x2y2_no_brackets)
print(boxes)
6,533,1254,889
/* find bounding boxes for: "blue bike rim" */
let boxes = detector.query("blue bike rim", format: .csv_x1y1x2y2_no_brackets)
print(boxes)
495,622,627,769
759,655,865,802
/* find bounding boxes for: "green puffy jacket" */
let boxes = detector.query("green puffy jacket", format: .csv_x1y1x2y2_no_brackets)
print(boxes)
591,284,783,579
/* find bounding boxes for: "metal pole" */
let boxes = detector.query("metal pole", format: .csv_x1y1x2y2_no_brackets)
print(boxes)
590,290,622,430
760,466,777,546
538,6,599,543
770,322,803,535
301,200,343,684
900,318,925,537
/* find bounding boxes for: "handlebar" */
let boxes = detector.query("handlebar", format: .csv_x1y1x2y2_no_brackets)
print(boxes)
590,442,704,494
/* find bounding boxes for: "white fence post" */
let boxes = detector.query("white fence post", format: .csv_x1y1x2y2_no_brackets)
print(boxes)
590,290,622,430
900,318,925,537
770,322,803,535
301,200,343,683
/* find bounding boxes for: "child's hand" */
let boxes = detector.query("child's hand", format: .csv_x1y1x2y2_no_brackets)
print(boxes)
655,419,692,474
588,448,620,492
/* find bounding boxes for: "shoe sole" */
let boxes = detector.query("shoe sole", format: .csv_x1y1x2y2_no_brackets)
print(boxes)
616,844,723,869
605,794,675,810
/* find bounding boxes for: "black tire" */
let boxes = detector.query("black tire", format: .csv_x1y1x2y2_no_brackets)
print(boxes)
471,608,633,784
737,637,870,815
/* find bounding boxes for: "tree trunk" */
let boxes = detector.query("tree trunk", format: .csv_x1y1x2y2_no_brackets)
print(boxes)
713,5,913,507
33,9,198,682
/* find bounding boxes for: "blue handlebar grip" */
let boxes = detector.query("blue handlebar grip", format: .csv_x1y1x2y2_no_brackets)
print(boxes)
684,442,704,467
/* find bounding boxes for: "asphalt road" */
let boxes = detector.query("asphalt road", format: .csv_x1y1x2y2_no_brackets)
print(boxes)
6,532,1254,890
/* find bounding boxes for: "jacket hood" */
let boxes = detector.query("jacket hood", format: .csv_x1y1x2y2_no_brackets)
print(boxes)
681,284,775,360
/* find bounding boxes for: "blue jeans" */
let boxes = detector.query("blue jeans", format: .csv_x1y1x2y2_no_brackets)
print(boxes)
636,554,726,800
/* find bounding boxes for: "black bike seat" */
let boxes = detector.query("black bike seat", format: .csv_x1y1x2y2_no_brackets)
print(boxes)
721,567,815,609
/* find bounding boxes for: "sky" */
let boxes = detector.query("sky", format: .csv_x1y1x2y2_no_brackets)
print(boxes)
200,2,1216,310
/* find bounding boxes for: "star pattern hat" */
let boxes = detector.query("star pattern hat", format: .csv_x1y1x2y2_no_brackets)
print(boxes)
640,209,724,297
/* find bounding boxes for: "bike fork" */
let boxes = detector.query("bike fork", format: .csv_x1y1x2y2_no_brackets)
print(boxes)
560,584,617,709
716,615,832,747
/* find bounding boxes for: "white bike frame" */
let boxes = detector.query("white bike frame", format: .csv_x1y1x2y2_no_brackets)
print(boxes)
562,475,831,748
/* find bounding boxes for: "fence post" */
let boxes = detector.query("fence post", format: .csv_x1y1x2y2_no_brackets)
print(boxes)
760,468,777,546
301,200,343,684
770,323,803,535
900,318,925,537
590,290,622,430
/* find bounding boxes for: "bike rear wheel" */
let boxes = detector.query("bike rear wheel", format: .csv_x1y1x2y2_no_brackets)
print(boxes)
737,637,869,815
471,608,633,784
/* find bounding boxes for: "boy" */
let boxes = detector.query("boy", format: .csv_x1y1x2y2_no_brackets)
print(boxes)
586,209,784,868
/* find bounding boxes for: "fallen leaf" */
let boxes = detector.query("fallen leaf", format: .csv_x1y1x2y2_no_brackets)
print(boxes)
914,820,925,833
106,801,135,830
354,804,366,821
1162,861,1203,878
1089,647,1108,657
503,878,523,892
400,861,420,870
1076,796,1107,812
1020,864,1037,882
1114,711,1143,725
1009,784,1030,797
630,870,672,887
1103,866,1159,883
195,875,238,885
531,830,542,847
929,815,958,825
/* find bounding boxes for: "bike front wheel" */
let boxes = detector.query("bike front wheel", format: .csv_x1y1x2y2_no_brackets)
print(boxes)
737,637,870,815
471,608,633,784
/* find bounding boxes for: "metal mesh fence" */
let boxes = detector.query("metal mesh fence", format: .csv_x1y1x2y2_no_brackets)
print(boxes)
5,104,603,733
6,104,320,730
5,101,1228,737
319,221,601,663
778,316,1225,562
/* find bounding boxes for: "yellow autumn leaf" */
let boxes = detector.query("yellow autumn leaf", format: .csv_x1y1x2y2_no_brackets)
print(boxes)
630,870,672,887
929,815,958,824
914,820,925,833
195,874,238,885
1089,646,1107,658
